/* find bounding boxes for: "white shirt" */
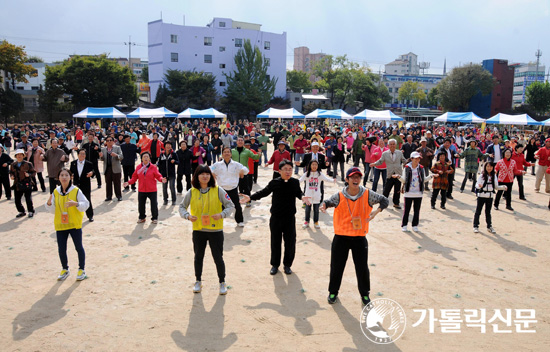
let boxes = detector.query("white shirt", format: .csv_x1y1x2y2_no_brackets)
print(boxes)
77,159,85,177
493,145,501,162
210,159,249,190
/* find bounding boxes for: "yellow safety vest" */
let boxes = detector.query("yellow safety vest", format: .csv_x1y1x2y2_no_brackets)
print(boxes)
53,187,84,231
190,186,223,231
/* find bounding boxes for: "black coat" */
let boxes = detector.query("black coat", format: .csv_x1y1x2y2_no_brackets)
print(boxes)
158,150,179,179
120,142,140,166
297,152,328,169
176,149,192,176
70,159,94,194
0,153,14,176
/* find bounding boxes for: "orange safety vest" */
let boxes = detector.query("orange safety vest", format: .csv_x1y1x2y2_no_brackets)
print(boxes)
333,190,372,236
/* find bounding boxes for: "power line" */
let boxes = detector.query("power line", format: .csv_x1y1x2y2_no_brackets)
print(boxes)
0,34,145,46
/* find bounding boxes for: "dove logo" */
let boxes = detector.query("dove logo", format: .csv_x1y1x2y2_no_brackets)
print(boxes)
360,298,406,344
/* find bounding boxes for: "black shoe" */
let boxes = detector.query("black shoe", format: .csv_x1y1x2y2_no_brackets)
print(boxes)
270,266,278,275
284,266,292,275
431,205,435,209
519,197,526,200
172,201,177,206
361,294,371,306
327,294,338,304
494,205,498,210
425,187,430,191
132,188,136,192
506,206,514,211
42,189,46,193
89,218,94,222
16,212,26,218
447,195,454,200
460,189,464,193
341,178,345,182
117,197,123,201
163,200,169,205
393,204,401,209
98,185,102,189
104,198,112,201
440,205,446,209
28,212,34,218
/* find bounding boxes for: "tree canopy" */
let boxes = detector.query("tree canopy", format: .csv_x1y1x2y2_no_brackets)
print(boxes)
0,40,37,89
437,63,494,111
224,39,277,119
526,81,550,116
398,81,426,107
286,70,312,93
154,69,217,112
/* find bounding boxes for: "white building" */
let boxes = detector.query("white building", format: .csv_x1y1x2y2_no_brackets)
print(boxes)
510,62,546,106
148,17,287,103
385,52,420,76
382,73,445,107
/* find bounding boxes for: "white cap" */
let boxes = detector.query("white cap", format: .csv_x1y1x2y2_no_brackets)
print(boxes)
14,149,25,156
410,151,421,159
311,141,319,146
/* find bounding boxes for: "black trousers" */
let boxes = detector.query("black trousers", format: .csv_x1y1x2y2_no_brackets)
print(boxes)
48,177,58,194
402,197,422,227
332,160,345,180
193,230,225,283
383,177,401,206
225,187,243,223
460,172,476,192
15,190,34,213
431,188,447,207
57,228,85,270
104,167,122,199
0,174,11,199
238,176,249,196
79,186,94,220
123,164,136,190
329,235,370,296
269,215,296,268
138,191,158,220
446,173,455,197
177,172,191,193
246,174,253,193
515,175,525,199
494,181,513,208
473,197,492,228
253,161,259,183
32,172,46,192
92,161,101,187
354,154,365,168
346,148,354,163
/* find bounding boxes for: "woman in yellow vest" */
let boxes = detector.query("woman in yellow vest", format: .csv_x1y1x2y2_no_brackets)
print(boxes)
321,167,389,306
179,165,235,295
45,168,90,281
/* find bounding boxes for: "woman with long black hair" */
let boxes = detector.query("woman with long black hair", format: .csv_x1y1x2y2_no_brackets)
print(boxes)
525,137,538,175
473,162,506,233
179,165,235,295
494,148,522,211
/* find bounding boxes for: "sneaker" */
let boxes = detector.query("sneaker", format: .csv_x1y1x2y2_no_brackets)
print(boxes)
314,222,320,229
401,226,409,232
519,197,527,200
473,227,479,233
447,195,454,200
88,218,94,222
488,227,496,234
193,281,202,293
246,202,251,208
163,200,168,205
16,212,26,218
361,295,371,306
393,204,401,209
28,212,34,218
302,222,309,229
57,269,70,281
535,189,540,193
76,269,87,281
494,205,499,210
327,294,338,304
137,218,146,223
151,219,158,224
237,222,245,227
219,282,228,295
412,226,419,232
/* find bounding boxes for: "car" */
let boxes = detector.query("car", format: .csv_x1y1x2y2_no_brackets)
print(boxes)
458,124,475,130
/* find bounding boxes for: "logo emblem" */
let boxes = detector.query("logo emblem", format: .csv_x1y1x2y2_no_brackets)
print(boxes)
360,298,406,344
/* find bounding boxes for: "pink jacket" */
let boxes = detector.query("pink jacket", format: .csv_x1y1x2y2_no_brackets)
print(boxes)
371,145,388,169
26,146,45,172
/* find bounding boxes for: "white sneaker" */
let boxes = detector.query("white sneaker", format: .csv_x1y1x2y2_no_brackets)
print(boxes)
76,269,87,281
237,222,245,227
412,226,419,232
314,222,321,229
57,269,70,281
401,226,409,232
473,227,479,233
302,222,309,229
219,282,228,295
488,227,496,234
193,281,202,293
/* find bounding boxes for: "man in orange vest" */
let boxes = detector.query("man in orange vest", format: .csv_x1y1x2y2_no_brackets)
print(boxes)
321,167,389,306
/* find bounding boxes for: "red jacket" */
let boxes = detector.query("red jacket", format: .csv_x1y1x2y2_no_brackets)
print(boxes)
267,150,291,172
495,159,520,183
247,149,258,175
293,139,309,154
128,163,163,193
536,147,550,167
511,152,530,172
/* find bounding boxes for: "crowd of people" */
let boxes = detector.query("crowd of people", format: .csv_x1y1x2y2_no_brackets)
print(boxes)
1,118,549,304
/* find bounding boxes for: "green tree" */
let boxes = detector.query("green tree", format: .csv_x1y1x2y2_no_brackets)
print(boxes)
141,65,149,83
0,88,24,124
526,81,550,116
427,87,440,107
286,70,312,93
302,101,332,115
224,39,277,119
155,69,217,110
42,55,137,110
438,63,494,111
0,40,37,89
27,56,44,63
398,81,426,107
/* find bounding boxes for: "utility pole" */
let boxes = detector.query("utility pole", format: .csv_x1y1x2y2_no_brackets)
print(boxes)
535,49,542,82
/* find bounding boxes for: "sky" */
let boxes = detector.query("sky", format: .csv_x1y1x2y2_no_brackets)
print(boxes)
1,0,549,75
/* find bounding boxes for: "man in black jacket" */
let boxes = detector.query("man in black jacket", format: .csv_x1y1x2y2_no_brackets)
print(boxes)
295,141,329,201
120,135,140,192
0,144,13,200
176,141,192,193
80,133,102,188
70,149,95,221
158,141,179,205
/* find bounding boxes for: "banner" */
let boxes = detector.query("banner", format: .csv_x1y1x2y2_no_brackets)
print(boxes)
481,122,486,134
398,121,403,128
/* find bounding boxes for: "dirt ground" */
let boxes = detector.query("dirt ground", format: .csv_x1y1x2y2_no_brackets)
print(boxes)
1,149,549,351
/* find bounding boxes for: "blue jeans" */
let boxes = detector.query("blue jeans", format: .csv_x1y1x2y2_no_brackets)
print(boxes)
294,153,304,174
57,228,85,270
305,203,320,223
261,150,268,165
372,169,387,193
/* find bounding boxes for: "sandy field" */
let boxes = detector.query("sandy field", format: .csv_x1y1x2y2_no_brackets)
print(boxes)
1,148,549,352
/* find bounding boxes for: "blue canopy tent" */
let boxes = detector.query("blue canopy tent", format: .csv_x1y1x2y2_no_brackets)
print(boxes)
353,109,404,121
485,113,542,126
73,107,126,119
306,109,353,120
127,107,177,118
433,112,485,124
178,108,227,119
256,108,304,119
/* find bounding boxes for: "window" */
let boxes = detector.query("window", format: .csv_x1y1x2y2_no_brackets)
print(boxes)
31,86,39,90
170,35,177,43
294,97,300,101
204,37,212,46
264,41,270,50
235,38,243,47
219,21,226,27
395,88,399,93
388,88,393,93
204,55,212,63
16,86,24,90
219,63,225,69
265,58,270,67
171,53,178,62
219,82,226,87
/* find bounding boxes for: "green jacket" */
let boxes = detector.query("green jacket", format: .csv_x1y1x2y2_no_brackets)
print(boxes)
257,135,270,151
287,135,298,150
459,147,487,173
232,147,260,166
352,138,366,155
